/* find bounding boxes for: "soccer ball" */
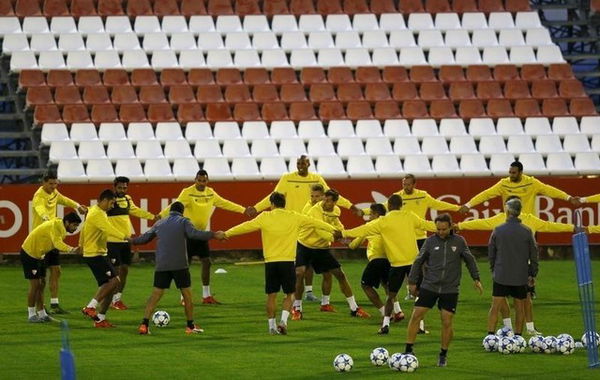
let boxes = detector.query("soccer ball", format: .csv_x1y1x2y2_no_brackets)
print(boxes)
557,333,575,345
483,334,500,352
333,354,353,372
497,337,514,354
512,335,527,353
581,331,600,347
388,353,403,371
397,354,419,373
152,310,170,327
543,336,557,354
496,327,514,338
529,335,545,353
556,338,575,355
370,347,389,366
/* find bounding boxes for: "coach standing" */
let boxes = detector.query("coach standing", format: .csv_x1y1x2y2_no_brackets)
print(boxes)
487,198,538,337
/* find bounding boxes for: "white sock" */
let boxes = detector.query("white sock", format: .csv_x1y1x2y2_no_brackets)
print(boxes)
293,300,302,311
393,302,402,314
382,316,390,327
202,286,211,298
346,296,358,312
503,318,513,330
268,318,276,330
87,299,98,309
37,309,48,317
281,310,290,325
97,313,106,322
28,307,36,318
321,295,330,306
305,285,313,292
379,306,385,316
419,320,425,330
112,292,122,303
526,322,535,331
50,298,59,305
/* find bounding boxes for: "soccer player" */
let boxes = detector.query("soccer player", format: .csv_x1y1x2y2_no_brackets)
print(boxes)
20,212,81,322
404,213,482,367
300,184,327,302
31,172,87,314
224,192,339,335
293,189,370,320
160,169,254,304
348,203,403,321
132,202,225,335
459,161,581,215
107,176,157,310
80,190,130,328
487,198,538,337
343,194,436,335
581,193,600,203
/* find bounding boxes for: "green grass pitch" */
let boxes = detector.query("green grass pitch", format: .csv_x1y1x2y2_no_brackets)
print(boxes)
0,259,599,379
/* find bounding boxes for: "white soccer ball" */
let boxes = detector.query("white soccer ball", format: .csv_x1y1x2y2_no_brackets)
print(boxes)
529,335,545,353
581,332,600,348
370,347,389,366
512,335,527,353
152,310,170,327
333,354,353,372
397,354,419,373
496,327,514,338
557,334,575,345
498,337,514,354
556,338,575,355
543,336,557,354
388,353,403,371
483,334,500,352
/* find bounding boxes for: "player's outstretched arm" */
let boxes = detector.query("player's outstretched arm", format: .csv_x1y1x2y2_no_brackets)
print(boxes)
131,228,157,245
225,216,263,238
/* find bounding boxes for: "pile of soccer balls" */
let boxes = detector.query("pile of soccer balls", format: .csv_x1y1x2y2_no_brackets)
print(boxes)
332,348,419,373
482,327,600,355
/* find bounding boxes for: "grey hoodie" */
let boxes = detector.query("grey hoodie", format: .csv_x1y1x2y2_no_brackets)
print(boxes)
408,233,480,294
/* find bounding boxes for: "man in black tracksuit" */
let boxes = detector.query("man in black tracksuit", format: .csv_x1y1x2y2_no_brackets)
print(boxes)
404,213,483,367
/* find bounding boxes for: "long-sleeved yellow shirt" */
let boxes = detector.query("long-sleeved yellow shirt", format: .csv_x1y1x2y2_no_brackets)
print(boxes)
589,225,600,234
466,174,571,215
225,208,336,262
107,195,155,243
349,234,386,261
31,186,79,229
458,212,574,235
584,194,600,203
298,202,343,249
343,210,436,267
254,171,352,213
80,205,128,257
21,218,73,259
160,185,245,230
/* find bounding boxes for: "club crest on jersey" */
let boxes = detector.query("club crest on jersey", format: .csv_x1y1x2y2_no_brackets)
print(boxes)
451,246,457,252
111,259,116,264
106,271,112,276
32,269,37,275
434,246,440,250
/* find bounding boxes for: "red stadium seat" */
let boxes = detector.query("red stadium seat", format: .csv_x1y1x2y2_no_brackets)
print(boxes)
236,0,261,15
346,101,373,119
569,98,598,116
439,66,466,83
542,99,570,117
410,66,437,83
364,83,392,102
478,0,504,12
147,104,176,123
466,65,493,82
97,0,125,16
34,105,62,125
449,82,476,101
188,69,215,86
374,100,401,119
233,103,261,122
19,70,46,89
263,0,290,15
91,104,119,123
289,102,317,121
26,87,54,108
476,82,503,100
47,70,74,88
126,0,152,16
15,0,42,17
261,102,289,121
252,84,279,103
160,69,187,87
309,83,337,102
153,0,180,16
139,86,167,105
343,0,369,15
355,67,382,83
318,102,346,120
548,64,575,80
119,104,148,123
383,66,409,83
54,86,83,105
399,0,425,13
131,69,159,87
317,0,343,14
494,65,520,82
337,83,364,102
83,86,111,105
503,80,531,100
224,85,252,103
43,0,70,17
271,68,299,85
452,0,478,13
70,0,97,16
430,100,458,119
392,82,419,101
419,82,447,101
196,85,224,103
290,0,317,14
370,0,397,13
103,69,130,87
458,100,486,118
206,103,233,122
521,64,547,81
180,0,207,16
280,84,308,102
514,99,542,118
402,100,429,119
111,86,139,104
62,104,90,124
169,85,196,104
244,68,270,85
75,70,102,87
487,99,514,118
531,79,558,99
216,69,243,86
426,0,451,13
177,103,205,124
558,79,587,98
328,67,355,84
0,0,14,16
505,0,531,12
208,0,234,15
301,68,327,85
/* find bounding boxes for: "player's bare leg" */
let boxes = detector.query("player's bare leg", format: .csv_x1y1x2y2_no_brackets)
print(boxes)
111,264,129,309
304,267,319,301
266,293,279,334
278,293,293,334
513,298,525,335
200,257,219,304
524,293,540,335
498,297,513,330
292,266,306,320
362,283,385,313
406,306,429,343
438,310,454,366
138,287,164,334
487,296,505,333
320,271,334,311
378,291,398,334
48,265,68,314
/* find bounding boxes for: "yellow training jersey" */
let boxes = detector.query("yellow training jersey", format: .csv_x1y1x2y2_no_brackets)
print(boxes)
225,208,336,262
80,205,128,257
343,210,436,267
466,174,570,215
458,212,574,235
298,202,344,249
160,185,245,230
21,218,73,259
107,195,155,243
584,194,600,203
589,225,600,234
349,234,386,261
253,171,352,213
31,186,79,229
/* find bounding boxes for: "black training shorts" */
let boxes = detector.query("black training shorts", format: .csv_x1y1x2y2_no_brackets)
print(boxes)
154,269,191,289
493,281,528,300
44,248,60,267
361,258,390,288
388,265,412,293
187,238,210,259
107,242,132,266
295,242,340,274
20,250,46,279
415,287,459,313
83,256,117,286
265,261,295,294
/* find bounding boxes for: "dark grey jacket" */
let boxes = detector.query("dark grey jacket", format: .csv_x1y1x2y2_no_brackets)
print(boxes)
408,233,480,294
131,211,214,272
488,216,539,286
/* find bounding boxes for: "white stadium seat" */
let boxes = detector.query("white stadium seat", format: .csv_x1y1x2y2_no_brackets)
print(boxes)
189,16,215,33
70,123,98,142
156,122,184,142
202,158,232,180
403,155,432,176
99,123,127,141
449,136,478,154
479,135,507,155
346,156,376,178
105,16,132,34
231,158,261,180
562,134,590,153
41,123,69,144
86,34,115,53
408,13,434,31
383,119,411,137
353,14,379,32
78,141,107,161
86,159,115,182
518,153,547,175
379,13,407,31
440,119,467,136
535,135,563,154
107,141,136,161
49,141,78,163
307,138,336,156
489,153,515,175
298,121,326,139
326,15,352,32
524,117,552,135
222,139,250,157
271,15,298,33
260,157,288,179
356,120,383,138
128,123,155,142
216,16,242,33
316,156,346,178
173,158,200,181
460,154,490,176
507,135,535,154
376,155,403,177
337,138,365,158
421,136,449,155
251,139,279,158
365,137,393,156
432,154,461,177
145,158,174,181
30,33,57,52
574,153,600,174
58,159,86,182
468,118,496,136
185,122,212,141
461,12,487,30
279,138,307,158
299,15,325,32
411,119,439,137
162,16,188,34
134,16,161,34
394,136,421,155
270,121,297,140
78,16,104,34
552,117,579,135
115,159,145,182
194,139,222,158
546,153,576,175
164,140,193,160
496,118,524,136
328,120,355,139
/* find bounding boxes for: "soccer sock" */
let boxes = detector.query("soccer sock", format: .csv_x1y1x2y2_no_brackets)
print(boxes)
393,302,402,314
487,331,495,335
305,285,313,293
37,309,48,318
405,343,414,353
87,298,98,309
440,349,448,357
50,298,59,306
142,318,149,326
28,307,36,318
268,318,276,330
97,313,106,322
202,286,211,298
503,318,513,330
379,306,385,316
293,299,302,311
382,316,390,327
281,310,290,325
112,292,122,303
526,322,535,331
346,296,358,311
419,320,425,330
187,320,195,329
321,295,330,306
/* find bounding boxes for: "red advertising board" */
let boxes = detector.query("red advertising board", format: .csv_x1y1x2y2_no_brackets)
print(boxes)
1,176,599,253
